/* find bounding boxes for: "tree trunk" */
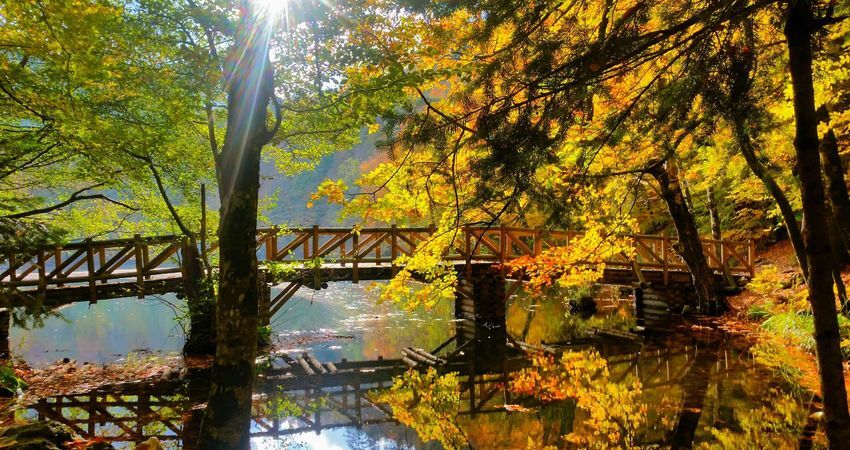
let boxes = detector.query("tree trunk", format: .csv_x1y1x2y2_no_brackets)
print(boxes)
183,240,216,356
650,159,719,313
785,3,850,447
198,2,277,448
826,203,850,314
0,309,10,358
826,203,850,266
818,107,850,257
732,121,808,278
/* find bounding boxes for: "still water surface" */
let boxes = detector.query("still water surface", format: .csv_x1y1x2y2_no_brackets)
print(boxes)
6,283,818,449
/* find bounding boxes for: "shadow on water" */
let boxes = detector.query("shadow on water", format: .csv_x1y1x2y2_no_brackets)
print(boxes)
1,283,822,449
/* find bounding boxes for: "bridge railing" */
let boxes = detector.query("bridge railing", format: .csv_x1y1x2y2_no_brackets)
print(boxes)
0,234,188,300
1,225,755,298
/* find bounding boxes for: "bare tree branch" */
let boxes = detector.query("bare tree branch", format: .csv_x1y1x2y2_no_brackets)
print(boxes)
3,183,138,219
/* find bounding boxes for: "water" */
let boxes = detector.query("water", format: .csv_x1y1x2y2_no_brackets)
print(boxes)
9,296,186,367
2,282,821,449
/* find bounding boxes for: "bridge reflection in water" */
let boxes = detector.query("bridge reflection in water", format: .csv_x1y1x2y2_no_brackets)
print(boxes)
19,324,751,449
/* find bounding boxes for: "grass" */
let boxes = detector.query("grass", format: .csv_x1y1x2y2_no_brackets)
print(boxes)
760,312,816,353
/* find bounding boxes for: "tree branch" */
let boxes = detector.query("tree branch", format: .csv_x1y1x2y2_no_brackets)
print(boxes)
3,183,138,219
124,150,194,238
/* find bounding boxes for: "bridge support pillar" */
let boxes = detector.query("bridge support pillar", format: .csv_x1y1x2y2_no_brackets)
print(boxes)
455,266,507,369
634,283,695,330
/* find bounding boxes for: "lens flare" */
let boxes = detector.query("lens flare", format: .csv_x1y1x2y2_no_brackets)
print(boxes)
253,0,288,18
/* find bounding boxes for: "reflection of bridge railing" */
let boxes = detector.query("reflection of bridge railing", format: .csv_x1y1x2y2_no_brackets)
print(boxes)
23,343,739,447
1,226,754,305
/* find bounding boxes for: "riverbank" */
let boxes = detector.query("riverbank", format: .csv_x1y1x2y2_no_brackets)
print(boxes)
723,239,850,400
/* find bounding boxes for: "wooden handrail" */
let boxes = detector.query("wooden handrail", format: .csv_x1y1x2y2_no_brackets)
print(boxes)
0,225,756,293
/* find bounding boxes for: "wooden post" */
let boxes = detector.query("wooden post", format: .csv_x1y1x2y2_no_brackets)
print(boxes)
85,238,97,303
266,227,277,261
142,242,150,280
36,251,46,300
533,228,542,256
340,236,347,267
54,246,63,287
312,225,319,260
391,224,398,276
98,246,107,284
134,234,145,298
352,231,359,284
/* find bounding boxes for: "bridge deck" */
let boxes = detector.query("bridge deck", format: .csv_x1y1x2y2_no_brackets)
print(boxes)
1,226,754,306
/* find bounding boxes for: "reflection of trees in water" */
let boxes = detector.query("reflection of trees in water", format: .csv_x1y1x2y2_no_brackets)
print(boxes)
506,287,635,345
373,338,815,449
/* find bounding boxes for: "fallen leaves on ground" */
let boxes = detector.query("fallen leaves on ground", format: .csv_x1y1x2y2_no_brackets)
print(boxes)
13,355,212,404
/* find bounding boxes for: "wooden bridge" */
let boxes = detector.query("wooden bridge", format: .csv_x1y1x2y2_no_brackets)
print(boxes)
0,226,755,310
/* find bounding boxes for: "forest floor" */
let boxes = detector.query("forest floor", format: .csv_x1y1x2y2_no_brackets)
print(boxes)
722,239,850,398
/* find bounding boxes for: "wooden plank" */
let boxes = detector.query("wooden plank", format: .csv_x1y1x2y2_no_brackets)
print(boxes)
270,282,301,316
43,249,85,280
296,355,315,375
141,242,180,272
54,247,64,287
353,233,389,259
503,228,533,256
1,253,17,282
306,353,328,374
312,225,319,259
315,233,349,259
98,247,106,284
468,229,501,255
395,231,420,253
266,227,278,260
93,246,133,277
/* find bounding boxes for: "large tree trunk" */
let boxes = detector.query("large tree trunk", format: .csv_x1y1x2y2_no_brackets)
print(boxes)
650,159,719,313
0,309,9,358
732,121,808,278
818,106,850,253
785,3,850,447
183,240,216,356
198,2,277,448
